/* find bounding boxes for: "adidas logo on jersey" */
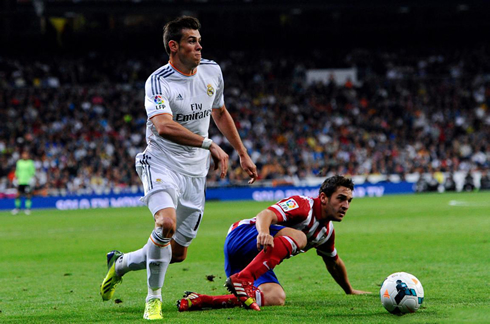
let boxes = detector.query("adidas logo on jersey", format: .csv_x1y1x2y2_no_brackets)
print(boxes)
176,94,184,100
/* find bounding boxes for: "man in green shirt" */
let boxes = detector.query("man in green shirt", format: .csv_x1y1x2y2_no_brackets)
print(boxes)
12,151,36,215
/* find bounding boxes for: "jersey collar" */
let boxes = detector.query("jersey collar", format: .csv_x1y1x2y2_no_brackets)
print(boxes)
168,61,197,77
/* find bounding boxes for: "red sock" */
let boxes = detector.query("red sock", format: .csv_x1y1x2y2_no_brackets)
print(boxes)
210,294,242,308
199,294,241,308
238,236,293,281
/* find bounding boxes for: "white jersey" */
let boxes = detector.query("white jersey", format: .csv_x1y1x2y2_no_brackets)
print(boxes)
143,59,225,177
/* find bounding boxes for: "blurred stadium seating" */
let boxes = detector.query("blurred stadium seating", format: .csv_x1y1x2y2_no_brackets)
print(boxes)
1,0,490,196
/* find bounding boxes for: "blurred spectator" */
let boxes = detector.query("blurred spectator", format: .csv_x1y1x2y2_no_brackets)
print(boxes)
479,170,490,190
1,47,490,194
415,176,428,193
426,173,440,192
463,173,475,192
443,173,457,192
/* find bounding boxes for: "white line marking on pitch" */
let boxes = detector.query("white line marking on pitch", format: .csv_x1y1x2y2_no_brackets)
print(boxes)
448,200,489,207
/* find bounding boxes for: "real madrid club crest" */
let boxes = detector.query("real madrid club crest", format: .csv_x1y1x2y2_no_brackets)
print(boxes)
207,84,214,97
153,95,166,110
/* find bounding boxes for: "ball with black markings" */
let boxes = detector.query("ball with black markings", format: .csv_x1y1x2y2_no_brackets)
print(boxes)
380,272,424,315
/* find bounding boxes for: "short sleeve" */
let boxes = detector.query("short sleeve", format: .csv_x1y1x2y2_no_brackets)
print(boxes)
212,66,225,109
316,229,338,260
267,195,311,223
144,74,173,118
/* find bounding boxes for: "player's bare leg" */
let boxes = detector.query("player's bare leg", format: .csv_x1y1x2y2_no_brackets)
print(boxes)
256,283,286,306
170,240,188,263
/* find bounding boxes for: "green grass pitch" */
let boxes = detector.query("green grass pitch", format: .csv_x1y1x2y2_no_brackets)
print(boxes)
1,192,489,323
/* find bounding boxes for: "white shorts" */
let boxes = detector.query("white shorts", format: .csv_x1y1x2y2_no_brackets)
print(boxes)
135,152,206,247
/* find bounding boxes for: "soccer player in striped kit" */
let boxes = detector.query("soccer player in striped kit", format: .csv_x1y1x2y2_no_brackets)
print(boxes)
100,16,257,320
177,175,370,312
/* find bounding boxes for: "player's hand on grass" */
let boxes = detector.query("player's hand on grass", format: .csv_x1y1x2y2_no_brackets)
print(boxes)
209,143,229,179
349,289,372,295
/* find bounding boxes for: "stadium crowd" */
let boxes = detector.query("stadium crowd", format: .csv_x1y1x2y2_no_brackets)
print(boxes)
1,47,490,196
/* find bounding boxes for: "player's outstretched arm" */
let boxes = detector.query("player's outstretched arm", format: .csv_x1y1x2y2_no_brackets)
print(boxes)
239,154,258,184
212,105,258,184
209,143,229,179
151,113,229,178
323,256,371,295
255,209,278,251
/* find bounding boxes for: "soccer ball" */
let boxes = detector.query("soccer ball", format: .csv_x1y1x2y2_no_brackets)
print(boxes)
380,272,424,315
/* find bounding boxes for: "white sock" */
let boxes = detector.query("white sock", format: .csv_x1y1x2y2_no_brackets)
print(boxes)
255,288,264,307
146,228,171,302
115,246,147,276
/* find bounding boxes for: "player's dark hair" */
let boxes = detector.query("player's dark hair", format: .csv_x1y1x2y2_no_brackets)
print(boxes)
163,16,201,55
319,175,354,197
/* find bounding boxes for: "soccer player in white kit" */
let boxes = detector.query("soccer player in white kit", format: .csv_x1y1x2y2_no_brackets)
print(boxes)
100,16,258,320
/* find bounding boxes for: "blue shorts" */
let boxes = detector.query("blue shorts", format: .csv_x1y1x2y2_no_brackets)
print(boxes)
224,223,285,287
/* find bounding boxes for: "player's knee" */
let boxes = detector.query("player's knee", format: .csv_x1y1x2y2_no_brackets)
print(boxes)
276,291,286,306
265,290,286,306
277,228,307,250
154,216,175,237
291,230,307,250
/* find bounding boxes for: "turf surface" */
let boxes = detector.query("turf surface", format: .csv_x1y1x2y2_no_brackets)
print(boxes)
1,191,489,323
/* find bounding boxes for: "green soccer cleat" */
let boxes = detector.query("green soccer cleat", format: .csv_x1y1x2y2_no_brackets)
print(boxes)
143,298,163,320
100,250,123,301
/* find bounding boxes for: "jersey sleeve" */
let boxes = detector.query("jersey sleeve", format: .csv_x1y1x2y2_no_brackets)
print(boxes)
316,229,338,260
144,74,173,118
267,195,311,223
212,65,225,109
